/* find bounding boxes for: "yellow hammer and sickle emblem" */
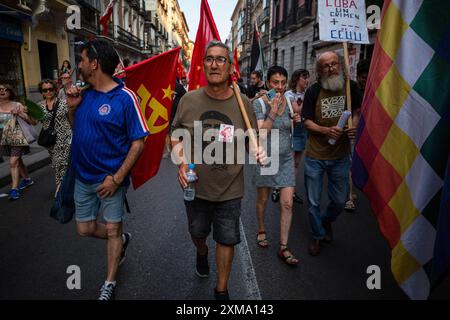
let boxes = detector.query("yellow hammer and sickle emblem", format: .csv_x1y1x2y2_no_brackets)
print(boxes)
137,84,168,135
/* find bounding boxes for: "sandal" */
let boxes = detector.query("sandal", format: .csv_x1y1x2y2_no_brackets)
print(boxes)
256,231,269,248
345,199,356,212
278,245,299,266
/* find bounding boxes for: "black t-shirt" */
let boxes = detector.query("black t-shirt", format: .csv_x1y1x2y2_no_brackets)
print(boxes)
170,82,187,124
247,83,267,99
302,81,362,121
301,80,362,160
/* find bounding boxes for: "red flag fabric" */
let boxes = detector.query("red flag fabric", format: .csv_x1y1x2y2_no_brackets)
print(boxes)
188,0,221,91
100,0,116,36
177,57,187,80
233,48,241,80
125,47,181,189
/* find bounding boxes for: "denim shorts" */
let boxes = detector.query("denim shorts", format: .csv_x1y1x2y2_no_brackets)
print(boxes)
184,198,242,246
74,179,128,223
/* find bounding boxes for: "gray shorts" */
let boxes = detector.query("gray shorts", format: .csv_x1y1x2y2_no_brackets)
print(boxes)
184,198,242,246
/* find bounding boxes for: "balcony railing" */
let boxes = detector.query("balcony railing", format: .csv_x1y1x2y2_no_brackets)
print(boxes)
296,0,313,24
116,25,142,49
278,20,286,36
271,26,278,40
261,33,269,48
271,0,313,39
286,9,298,29
80,4,98,33
77,0,101,11
257,6,270,26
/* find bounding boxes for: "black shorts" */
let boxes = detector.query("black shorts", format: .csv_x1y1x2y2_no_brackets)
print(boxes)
184,197,242,246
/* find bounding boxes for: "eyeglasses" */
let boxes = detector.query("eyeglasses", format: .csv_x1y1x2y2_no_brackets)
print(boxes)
42,88,54,93
0,87,9,92
322,61,339,71
61,76,71,80
204,56,228,66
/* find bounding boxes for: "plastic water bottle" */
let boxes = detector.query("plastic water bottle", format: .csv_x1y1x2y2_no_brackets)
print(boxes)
184,164,197,201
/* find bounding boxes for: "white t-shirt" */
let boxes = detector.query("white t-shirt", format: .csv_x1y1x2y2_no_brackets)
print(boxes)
285,90,305,104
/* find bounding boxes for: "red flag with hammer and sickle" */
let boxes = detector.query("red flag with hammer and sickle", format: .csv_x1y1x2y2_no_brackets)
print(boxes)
125,47,181,189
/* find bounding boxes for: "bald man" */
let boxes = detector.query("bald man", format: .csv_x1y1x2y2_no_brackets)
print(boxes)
301,51,362,256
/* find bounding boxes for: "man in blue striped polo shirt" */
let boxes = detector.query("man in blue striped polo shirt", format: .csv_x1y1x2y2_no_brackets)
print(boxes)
67,39,149,300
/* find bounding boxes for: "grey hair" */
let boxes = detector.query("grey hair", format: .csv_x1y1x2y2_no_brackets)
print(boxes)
204,40,234,64
315,52,346,81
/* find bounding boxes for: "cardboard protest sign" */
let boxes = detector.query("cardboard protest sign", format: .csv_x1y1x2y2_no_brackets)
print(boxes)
319,0,369,44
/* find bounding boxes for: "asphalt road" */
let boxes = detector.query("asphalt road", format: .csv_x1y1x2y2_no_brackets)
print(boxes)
0,158,448,300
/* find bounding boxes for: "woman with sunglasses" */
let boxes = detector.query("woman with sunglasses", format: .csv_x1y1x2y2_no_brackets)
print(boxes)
38,79,72,196
0,83,36,200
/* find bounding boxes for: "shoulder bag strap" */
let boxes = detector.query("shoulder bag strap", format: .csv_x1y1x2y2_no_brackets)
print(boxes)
49,99,59,130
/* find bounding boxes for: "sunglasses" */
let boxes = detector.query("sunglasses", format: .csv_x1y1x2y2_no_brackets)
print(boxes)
42,88,55,93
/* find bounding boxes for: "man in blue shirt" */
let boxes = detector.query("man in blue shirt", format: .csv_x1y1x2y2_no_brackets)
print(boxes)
67,39,149,300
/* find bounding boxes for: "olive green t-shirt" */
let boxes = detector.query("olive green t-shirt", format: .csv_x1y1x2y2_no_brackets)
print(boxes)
302,82,362,160
171,88,257,202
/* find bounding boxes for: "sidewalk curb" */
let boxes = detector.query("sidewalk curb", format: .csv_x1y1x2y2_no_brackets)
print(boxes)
0,151,51,189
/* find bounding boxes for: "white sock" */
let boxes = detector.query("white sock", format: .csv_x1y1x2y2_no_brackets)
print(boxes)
105,280,116,287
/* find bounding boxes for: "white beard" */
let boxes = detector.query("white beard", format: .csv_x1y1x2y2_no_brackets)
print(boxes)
320,73,345,92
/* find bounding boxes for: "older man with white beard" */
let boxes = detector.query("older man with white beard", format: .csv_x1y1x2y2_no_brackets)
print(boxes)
301,51,362,256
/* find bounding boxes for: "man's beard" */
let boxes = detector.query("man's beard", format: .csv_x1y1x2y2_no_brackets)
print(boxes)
79,69,91,84
320,73,345,92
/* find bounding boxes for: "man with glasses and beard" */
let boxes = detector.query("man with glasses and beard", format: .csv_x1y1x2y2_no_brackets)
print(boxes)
302,51,362,256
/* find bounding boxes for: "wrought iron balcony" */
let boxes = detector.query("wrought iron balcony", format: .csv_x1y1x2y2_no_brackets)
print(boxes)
271,26,278,40
115,25,142,49
261,33,269,48
286,9,298,30
79,2,99,34
257,6,270,26
77,0,101,11
296,0,313,25
278,20,287,36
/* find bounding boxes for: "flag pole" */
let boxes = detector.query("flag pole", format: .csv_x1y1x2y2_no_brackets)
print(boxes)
231,80,258,151
255,21,265,81
342,41,353,128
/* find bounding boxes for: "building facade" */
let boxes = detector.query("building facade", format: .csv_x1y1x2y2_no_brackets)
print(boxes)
231,0,383,82
112,0,147,64
0,0,190,100
0,0,72,100
144,0,190,66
